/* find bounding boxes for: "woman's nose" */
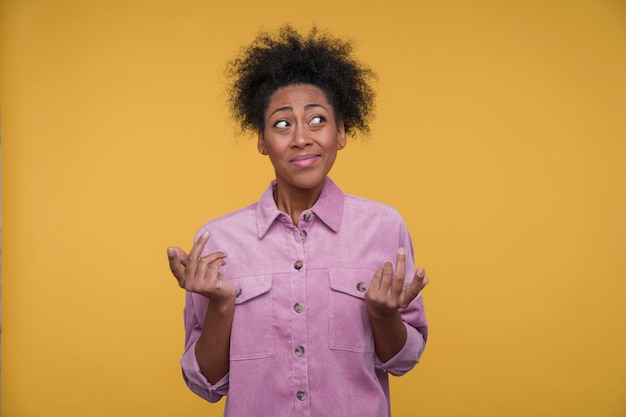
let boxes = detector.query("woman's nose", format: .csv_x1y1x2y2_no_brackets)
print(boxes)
291,124,313,148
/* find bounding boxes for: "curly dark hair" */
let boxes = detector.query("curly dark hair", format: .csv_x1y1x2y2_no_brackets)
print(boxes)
226,25,376,136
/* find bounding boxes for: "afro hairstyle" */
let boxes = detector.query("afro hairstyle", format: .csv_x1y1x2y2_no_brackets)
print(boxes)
226,25,376,136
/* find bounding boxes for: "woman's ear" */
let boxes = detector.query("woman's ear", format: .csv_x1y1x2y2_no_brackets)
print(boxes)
337,122,346,150
257,131,268,155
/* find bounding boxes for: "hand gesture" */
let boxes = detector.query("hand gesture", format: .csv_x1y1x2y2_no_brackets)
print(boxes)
167,231,235,305
365,248,429,315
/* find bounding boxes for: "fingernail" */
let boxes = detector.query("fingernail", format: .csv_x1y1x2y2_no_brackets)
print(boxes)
201,231,210,239
397,247,406,256
167,248,175,257
416,267,425,278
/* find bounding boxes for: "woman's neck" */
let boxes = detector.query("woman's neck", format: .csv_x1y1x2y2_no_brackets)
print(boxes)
273,180,324,227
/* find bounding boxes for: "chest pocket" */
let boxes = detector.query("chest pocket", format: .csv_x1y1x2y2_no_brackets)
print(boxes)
230,274,275,360
328,269,375,353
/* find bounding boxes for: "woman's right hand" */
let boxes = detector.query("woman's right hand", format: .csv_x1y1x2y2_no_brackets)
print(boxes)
167,231,236,305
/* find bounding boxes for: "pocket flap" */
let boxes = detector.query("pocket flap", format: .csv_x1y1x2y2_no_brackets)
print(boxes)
231,275,272,304
329,269,373,300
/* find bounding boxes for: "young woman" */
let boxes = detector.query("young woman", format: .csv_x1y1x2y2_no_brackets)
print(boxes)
167,25,429,417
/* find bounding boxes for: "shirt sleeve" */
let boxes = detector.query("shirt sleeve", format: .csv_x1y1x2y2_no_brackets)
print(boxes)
376,295,428,376
180,292,229,402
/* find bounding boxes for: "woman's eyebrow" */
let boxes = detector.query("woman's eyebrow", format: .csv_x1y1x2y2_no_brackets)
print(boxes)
270,106,292,116
304,103,325,111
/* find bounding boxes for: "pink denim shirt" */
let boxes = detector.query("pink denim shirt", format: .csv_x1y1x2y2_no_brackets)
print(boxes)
181,177,428,417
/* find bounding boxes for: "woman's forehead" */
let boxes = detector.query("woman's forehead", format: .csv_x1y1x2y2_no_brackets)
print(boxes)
266,84,333,112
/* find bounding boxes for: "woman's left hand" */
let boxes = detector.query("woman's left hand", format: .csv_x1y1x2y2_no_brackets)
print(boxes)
364,248,429,315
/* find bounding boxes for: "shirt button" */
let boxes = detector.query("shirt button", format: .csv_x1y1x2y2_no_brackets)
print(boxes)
294,303,304,313
295,346,305,357
356,282,367,292
299,229,307,240
296,390,307,401
235,288,242,297
303,211,312,221
294,260,303,270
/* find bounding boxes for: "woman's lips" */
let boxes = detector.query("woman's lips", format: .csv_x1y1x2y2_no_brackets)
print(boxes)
291,154,320,167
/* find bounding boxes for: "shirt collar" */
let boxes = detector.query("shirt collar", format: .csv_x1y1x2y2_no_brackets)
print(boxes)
256,177,344,239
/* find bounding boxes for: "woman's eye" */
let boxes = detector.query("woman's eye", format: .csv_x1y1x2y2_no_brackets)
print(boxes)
310,116,325,125
274,120,289,128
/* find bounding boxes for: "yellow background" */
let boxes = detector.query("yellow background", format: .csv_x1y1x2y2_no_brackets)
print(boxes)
2,1,625,416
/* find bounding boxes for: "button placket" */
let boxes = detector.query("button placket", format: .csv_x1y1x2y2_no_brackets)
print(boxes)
288,218,309,410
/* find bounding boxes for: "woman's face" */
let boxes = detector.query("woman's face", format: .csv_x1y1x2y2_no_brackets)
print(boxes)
258,84,346,192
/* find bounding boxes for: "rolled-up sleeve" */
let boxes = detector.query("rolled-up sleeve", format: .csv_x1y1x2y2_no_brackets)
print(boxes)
376,294,428,376
180,292,229,402
180,340,229,402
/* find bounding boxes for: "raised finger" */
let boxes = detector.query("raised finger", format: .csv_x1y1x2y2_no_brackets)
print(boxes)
377,261,394,294
405,267,427,302
167,247,188,286
369,266,384,292
185,231,211,281
390,248,407,296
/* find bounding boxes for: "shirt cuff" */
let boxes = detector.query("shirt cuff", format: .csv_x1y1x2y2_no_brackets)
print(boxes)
180,340,229,402
376,321,426,376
